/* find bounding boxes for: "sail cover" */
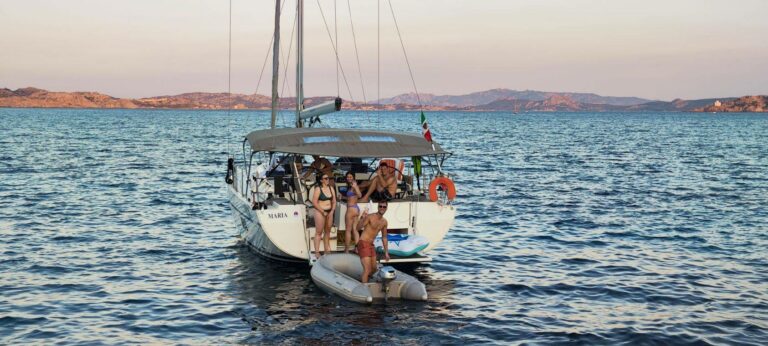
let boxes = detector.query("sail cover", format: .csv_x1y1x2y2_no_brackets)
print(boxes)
244,128,447,158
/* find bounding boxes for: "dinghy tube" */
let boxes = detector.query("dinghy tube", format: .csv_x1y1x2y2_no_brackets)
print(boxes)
310,253,427,304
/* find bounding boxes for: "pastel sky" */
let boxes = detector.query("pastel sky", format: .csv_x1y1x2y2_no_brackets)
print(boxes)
2,0,767,101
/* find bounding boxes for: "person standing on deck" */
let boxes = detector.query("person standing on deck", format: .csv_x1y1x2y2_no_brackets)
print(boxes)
343,171,362,253
356,200,390,283
312,173,336,258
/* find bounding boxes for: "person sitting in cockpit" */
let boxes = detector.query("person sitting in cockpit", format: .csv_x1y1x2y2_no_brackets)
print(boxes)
302,155,334,183
360,162,397,202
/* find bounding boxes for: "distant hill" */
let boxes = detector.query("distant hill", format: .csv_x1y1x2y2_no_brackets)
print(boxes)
467,95,755,112
379,88,652,107
1,87,765,113
135,92,270,109
472,95,625,112
0,88,360,110
696,96,767,112
0,87,138,109
627,98,738,112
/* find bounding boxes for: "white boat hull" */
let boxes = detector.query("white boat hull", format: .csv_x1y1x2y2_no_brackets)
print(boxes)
228,184,456,264
228,185,307,263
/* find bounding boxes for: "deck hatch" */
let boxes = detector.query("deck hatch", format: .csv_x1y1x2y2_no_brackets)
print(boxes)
359,135,397,143
303,136,340,144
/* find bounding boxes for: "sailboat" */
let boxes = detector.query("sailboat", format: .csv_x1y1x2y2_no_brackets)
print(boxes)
226,0,457,265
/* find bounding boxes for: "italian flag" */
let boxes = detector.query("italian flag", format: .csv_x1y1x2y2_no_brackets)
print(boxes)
420,111,433,142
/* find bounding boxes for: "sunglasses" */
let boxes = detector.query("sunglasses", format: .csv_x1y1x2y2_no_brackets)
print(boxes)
321,177,329,180
378,205,387,209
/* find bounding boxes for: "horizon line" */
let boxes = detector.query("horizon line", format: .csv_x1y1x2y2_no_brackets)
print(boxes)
4,85,755,103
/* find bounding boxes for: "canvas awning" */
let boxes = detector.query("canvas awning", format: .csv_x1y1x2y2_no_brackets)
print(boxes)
244,128,447,158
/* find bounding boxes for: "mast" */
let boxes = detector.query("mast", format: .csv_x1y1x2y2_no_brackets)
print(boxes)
270,0,280,129
291,0,341,127
296,0,304,128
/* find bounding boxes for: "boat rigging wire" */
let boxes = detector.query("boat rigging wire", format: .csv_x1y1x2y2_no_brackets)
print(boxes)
316,0,355,103
255,0,287,100
227,0,233,156
385,0,440,139
254,1,290,128
335,0,339,98
242,0,424,132
346,0,367,105
377,0,380,127
280,3,298,108
387,0,422,110
279,3,298,128
254,36,273,99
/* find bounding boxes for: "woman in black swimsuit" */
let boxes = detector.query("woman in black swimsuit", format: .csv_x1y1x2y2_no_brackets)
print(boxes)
312,173,336,258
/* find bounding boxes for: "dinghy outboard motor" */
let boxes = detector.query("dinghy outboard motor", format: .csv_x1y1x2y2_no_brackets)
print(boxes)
225,158,234,184
378,266,397,301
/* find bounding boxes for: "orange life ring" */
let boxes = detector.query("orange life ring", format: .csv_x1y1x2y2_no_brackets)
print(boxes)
428,176,457,202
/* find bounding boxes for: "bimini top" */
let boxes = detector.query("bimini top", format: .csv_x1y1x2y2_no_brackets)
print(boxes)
244,128,447,158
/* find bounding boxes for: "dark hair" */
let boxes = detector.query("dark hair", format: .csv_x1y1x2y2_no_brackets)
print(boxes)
345,171,354,186
316,173,329,185
380,162,389,168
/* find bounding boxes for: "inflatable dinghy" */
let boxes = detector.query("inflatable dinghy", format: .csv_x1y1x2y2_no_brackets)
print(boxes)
374,234,430,257
310,253,428,304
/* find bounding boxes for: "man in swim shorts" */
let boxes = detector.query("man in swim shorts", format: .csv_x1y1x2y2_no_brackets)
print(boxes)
356,200,390,283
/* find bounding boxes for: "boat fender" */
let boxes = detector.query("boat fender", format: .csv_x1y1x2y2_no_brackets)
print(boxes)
428,176,456,202
225,157,234,184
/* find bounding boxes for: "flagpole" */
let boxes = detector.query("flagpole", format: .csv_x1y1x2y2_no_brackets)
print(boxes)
421,111,443,175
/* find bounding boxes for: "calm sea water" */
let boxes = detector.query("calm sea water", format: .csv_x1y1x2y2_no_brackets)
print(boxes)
1,108,767,344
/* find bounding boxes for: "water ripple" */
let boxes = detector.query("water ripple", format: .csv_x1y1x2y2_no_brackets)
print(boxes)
1,109,767,344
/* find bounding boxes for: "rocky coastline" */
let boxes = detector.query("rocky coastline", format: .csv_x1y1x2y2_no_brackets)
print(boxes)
1,87,765,113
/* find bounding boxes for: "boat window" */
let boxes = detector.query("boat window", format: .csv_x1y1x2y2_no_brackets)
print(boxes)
358,135,397,143
303,136,340,143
